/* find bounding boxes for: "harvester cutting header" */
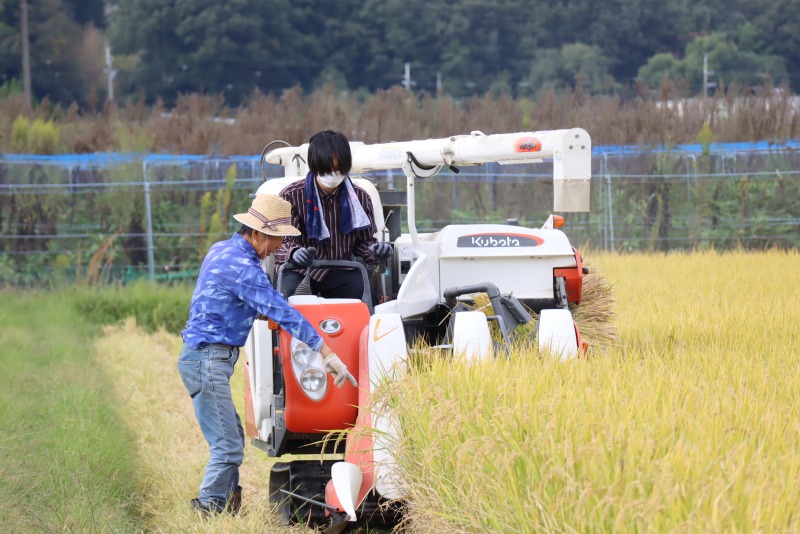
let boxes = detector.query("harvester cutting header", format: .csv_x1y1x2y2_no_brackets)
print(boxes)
243,128,593,530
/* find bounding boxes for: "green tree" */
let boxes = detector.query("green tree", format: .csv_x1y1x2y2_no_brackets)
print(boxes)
248,0,320,93
198,165,237,257
753,0,800,89
442,0,543,95
638,32,787,92
637,53,684,88
9,0,798,104
0,2,13,79
351,0,457,93
575,0,688,82
338,0,548,96
525,43,614,95
63,0,105,28
0,0,84,104
525,48,561,94
113,0,264,105
684,33,786,90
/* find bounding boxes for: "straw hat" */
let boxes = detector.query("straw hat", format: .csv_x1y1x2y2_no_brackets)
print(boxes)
233,194,300,236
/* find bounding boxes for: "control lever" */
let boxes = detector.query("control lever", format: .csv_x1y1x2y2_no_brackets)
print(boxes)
294,247,317,296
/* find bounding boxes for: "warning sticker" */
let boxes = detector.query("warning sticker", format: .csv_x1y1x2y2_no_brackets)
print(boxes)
515,137,542,152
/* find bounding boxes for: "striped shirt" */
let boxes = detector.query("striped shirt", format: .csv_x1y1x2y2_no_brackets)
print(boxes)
275,179,378,282
182,233,323,351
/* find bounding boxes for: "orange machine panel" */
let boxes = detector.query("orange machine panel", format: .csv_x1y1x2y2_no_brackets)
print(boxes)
281,300,370,433
243,362,258,439
553,247,584,304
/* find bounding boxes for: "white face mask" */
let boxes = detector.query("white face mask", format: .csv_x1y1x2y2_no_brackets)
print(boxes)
317,172,345,189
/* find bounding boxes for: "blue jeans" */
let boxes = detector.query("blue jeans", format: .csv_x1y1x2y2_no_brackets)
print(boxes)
178,343,244,506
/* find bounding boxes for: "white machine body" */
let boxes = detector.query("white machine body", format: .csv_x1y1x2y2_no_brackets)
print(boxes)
383,223,577,319
244,319,274,442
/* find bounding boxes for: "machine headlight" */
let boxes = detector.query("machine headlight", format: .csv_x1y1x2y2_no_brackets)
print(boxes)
290,338,328,401
291,338,317,366
300,368,327,392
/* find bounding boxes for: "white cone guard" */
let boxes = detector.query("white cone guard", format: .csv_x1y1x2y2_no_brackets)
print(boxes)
331,461,362,521
368,313,408,500
452,311,493,361
373,411,404,500
538,308,579,361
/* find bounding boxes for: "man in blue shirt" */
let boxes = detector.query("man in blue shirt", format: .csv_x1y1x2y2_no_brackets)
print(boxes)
178,193,356,516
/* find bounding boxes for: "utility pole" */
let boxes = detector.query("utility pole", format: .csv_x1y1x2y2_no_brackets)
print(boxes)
20,0,32,110
703,53,716,98
104,44,117,101
436,72,442,97
402,62,412,91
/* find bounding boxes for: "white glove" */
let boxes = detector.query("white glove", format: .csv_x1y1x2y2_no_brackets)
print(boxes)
323,354,358,388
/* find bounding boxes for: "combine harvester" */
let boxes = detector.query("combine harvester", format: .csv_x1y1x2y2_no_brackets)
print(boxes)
242,129,591,531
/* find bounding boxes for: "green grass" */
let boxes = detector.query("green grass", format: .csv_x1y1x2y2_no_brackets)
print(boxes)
0,291,143,531
0,283,317,533
71,281,193,334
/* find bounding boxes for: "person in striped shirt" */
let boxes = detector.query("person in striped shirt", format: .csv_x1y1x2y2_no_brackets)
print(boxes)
275,130,392,302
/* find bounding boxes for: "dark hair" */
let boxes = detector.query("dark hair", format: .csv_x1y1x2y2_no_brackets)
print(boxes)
308,130,352,176
237,224,254,237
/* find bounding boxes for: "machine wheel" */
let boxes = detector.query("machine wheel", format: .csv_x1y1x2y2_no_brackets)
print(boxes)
268,460,337,526
268,462,292,523
269,460,403,530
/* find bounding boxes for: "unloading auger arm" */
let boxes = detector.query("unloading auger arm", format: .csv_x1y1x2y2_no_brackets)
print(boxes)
263,129,591,213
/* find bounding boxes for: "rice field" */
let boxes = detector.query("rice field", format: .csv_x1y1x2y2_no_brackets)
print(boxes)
388,250,800,532
1,249,798,532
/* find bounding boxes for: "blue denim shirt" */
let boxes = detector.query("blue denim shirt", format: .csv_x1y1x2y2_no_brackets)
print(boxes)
181,233,323,351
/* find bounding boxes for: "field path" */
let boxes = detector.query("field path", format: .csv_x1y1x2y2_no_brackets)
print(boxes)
94,318,302,533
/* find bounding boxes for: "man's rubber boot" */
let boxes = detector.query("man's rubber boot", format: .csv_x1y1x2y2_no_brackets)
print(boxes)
226,486,242,515
189,486,241,517
190,498,225,517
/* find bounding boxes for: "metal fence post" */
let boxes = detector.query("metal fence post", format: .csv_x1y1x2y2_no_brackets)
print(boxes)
452,171,458,212
143,159,155,282
486,164,494,214
605,153,616,252
600,154,607,250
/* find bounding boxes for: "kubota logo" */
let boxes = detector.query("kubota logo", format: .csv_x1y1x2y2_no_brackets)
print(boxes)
515,136,542,152
457,233,543,247
319,319,341,334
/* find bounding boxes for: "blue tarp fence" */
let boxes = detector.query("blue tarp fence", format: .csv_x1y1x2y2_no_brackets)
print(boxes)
1,140,798,285
3,139,800,167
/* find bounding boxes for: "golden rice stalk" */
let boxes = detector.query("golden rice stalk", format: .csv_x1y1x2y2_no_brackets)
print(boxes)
568,258,618,350
461,257,618,353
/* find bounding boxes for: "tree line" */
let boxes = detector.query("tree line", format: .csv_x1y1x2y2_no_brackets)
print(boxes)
0,0,798,107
